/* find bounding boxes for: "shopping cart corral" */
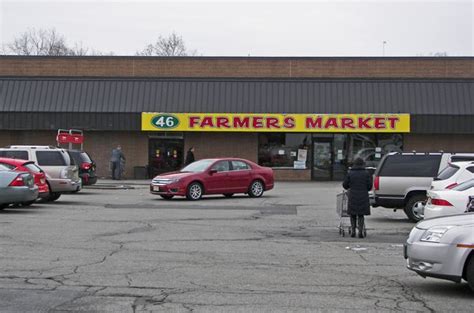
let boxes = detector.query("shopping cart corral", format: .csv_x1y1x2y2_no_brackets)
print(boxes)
336,191,367,237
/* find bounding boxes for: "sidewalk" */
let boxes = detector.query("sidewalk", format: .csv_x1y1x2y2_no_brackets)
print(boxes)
83,178,151,189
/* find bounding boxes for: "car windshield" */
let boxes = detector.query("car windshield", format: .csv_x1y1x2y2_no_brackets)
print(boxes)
180,159,215,172
452,179,474,191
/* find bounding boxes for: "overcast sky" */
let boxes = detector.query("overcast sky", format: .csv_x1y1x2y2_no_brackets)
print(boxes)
0,0,472,56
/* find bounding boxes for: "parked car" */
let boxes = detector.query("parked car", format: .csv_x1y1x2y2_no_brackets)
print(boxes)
0,157,50,199
0,166,39,209
0,146,81,201
371,152,474,222
431,161,474,190
67,150,97,185
424,179,474,219
404,213,474,292
150,158,274,200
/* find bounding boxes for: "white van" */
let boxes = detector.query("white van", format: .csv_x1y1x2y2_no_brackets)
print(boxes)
0,146,81,201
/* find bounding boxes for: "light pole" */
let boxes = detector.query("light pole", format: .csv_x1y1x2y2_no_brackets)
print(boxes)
382,41,387,56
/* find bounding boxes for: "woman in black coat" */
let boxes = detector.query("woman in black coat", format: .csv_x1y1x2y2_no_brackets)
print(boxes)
343,158,373,238
185,147,195,165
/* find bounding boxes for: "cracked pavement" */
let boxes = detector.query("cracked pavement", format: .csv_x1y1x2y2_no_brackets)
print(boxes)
0,182,472,312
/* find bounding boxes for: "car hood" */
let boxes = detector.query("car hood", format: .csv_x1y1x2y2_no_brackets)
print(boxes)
154,171,198,180
417,213,474,230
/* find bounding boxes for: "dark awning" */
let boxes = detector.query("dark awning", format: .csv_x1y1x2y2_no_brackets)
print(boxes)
1,77,473,133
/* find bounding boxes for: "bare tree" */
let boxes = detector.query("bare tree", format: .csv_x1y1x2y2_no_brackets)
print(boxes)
136,32,196,56
3,28,101,56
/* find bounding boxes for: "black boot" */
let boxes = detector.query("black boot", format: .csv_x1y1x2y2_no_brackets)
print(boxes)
358,215,365,238
350,215,356,237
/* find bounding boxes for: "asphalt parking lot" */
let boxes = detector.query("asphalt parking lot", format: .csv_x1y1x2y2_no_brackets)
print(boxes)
0,181,472,312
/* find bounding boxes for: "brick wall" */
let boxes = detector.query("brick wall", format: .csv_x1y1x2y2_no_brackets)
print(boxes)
0,130,148,178
184,132,258,162
404,134,474,153
273,169,311,181
0,56,472,78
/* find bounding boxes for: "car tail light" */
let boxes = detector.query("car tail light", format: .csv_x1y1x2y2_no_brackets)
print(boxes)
374,176,380,191
431,199,453,206
81,162,92,170
9,175,25,187
445,183,458,189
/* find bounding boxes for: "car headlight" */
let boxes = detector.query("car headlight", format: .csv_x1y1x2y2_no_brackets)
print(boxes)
420,226,453,243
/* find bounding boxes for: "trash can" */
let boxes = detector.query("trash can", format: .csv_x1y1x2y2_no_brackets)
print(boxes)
133,166,148,179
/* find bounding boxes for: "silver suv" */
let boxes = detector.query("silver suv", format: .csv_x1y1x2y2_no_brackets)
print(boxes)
372,152,474,222
0,146,81,201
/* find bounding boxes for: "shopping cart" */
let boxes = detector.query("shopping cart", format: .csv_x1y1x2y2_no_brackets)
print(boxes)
336,191,367,237
336,191,350,237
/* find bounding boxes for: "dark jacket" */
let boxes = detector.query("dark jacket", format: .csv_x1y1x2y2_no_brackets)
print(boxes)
185,150,195,165
111,149,125,163
342,166,373,216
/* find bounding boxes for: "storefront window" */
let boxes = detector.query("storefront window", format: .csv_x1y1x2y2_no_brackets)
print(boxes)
258,133,311,168
346,134,403,168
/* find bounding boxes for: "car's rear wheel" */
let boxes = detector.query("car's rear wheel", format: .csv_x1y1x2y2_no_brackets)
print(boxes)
223,193,234,198
248,180,264,198
467,255,474,292
160,195,174,200
47,193,61,202
404,194,426,222
186,182,203,201
21,201,36,207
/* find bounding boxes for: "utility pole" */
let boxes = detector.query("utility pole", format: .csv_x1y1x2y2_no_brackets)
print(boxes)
382,41,387,56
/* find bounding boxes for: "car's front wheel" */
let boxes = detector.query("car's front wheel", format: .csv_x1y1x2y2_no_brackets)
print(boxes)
160,195,174,200
248,180,264,198
467,255,474,292
186,182,203,200
404,194,426,222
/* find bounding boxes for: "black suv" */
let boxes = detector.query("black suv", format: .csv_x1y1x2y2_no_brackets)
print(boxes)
67,150,97,185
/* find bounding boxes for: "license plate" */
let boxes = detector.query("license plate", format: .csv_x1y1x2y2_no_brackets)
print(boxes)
153,186,160,192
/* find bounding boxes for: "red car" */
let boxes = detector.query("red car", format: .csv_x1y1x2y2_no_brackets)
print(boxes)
150,158,274,200
0,157,50,199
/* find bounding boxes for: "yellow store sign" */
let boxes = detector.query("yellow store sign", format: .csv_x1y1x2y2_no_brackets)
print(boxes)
141,113,410,133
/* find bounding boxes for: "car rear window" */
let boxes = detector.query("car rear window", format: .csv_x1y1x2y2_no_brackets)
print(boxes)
0,150,29,160
36,151,67,166
0,164,13,171
69,151,92,163
0,162,16,170
24,163,42,173
378,155,442,177
451,156,474,162
453,179,474,191
436,164,459,180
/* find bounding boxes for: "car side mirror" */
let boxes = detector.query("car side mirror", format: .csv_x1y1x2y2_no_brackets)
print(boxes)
209,169,217,175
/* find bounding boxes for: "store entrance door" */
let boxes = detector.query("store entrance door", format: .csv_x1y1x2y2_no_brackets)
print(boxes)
312,138,333,180
148,139,184,177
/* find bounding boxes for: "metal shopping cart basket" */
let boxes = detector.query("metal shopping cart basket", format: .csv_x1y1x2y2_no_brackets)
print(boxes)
336,191,350,237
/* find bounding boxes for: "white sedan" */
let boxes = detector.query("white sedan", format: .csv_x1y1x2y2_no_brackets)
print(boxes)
405,213,474,292
424,179,474,219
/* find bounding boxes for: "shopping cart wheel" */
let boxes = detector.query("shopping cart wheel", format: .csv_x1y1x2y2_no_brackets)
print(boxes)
341,229,345,237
